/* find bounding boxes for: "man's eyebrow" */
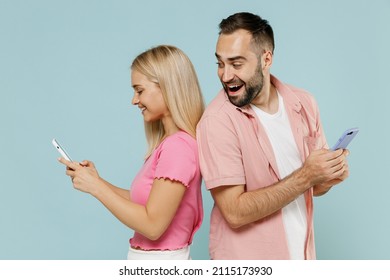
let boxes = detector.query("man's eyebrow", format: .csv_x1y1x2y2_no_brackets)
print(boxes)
215,53,247,61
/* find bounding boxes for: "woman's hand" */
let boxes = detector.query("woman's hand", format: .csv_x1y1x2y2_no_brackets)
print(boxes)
58,158,103,196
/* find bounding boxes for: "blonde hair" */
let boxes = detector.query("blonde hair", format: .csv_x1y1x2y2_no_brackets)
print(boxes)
131,45,205,158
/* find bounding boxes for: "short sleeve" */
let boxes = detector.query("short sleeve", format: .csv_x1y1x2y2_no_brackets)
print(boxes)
154,135,197,188
196,115,246,189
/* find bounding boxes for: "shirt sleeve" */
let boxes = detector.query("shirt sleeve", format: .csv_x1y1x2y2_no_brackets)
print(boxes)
154,135,197,188
196,115,246,190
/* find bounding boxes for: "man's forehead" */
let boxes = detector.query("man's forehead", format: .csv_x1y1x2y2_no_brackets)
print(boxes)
216,31,256,60
217,29,253,44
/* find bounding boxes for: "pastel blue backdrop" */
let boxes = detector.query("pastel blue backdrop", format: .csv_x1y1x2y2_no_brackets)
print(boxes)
1,0,389,260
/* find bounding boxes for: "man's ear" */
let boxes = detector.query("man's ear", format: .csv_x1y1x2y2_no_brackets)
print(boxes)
262,50,273,70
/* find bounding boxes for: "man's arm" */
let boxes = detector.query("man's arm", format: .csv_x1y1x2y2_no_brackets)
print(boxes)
211,149,348,228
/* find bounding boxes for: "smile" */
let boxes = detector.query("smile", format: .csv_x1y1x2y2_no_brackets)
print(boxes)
229,85,243,92
226,83,244,95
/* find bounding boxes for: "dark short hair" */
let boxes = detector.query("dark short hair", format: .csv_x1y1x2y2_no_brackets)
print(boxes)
219,12,275,53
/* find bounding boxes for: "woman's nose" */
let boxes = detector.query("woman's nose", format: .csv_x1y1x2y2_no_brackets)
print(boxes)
132,93,139,105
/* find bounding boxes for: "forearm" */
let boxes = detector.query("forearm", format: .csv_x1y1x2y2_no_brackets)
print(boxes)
225,167,312,228
100,178,131,200
92,180,163,240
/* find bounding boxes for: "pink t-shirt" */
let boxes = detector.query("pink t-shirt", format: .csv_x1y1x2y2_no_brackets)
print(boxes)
129,131,203,250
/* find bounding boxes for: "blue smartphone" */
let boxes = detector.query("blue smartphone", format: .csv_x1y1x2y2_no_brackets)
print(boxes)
331,127,359,150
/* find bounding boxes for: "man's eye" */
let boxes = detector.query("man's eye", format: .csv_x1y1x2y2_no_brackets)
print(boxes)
233,64,242,69
216,62,223,68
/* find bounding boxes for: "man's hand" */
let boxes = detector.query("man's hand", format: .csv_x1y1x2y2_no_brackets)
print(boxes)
312,149,350,196
301,148,348,187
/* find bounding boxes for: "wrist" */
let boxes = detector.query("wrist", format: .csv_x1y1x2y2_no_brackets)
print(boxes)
91,177,108,198
293,166,314,191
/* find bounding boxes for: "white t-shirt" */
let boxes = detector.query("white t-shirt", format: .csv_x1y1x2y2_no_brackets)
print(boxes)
250,93,307,260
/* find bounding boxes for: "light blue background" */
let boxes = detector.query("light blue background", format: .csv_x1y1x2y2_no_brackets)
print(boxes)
1,0,389,260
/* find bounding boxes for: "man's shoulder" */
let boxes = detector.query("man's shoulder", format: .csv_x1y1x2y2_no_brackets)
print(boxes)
286,84,317,106
286,83,314,97
197,89,243,135
272,75,318,109
201,90,235,119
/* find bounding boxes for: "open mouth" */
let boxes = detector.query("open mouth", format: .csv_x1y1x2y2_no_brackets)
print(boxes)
139,106,146,113
227,84,244,94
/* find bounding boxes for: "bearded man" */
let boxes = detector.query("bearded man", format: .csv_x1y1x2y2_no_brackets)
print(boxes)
196,12,350,260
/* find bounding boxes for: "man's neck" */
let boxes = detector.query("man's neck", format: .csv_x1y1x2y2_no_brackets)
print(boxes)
251,78,278,114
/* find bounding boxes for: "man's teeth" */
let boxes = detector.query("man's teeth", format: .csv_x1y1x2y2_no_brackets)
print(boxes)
229,85,242,92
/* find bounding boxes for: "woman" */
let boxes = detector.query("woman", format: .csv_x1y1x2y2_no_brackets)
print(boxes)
58,45,205,260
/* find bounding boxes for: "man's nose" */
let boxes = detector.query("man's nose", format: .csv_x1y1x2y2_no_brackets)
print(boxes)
220,67,234,82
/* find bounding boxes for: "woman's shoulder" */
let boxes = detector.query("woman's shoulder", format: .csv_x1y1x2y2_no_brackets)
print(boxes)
152,131,197,158
156,131,198,166
162,130,196,147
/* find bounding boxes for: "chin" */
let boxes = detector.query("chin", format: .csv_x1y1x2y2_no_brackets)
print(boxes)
228,94,250,107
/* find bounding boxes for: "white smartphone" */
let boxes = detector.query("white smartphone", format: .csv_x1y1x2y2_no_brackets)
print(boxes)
331,127,359,151
52,138,73,161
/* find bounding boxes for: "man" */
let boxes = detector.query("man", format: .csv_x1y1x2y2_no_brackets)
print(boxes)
196,12,349,260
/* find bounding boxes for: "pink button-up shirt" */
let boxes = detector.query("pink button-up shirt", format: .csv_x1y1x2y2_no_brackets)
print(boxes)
197,75,327,259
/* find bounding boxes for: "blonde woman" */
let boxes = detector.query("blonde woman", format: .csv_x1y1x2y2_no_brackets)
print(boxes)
58,45,205,260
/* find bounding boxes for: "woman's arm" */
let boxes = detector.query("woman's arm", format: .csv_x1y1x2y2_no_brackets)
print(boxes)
79,160,131,200
94,177,186,240
59,158,185,240
98,178,131,200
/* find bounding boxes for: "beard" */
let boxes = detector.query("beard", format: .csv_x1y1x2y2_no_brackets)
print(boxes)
223,62,264,107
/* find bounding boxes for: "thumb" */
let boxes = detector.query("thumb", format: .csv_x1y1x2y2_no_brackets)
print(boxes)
80,160,94,167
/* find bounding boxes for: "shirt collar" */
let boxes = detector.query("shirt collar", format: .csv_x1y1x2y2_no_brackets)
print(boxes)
226,74,302,116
